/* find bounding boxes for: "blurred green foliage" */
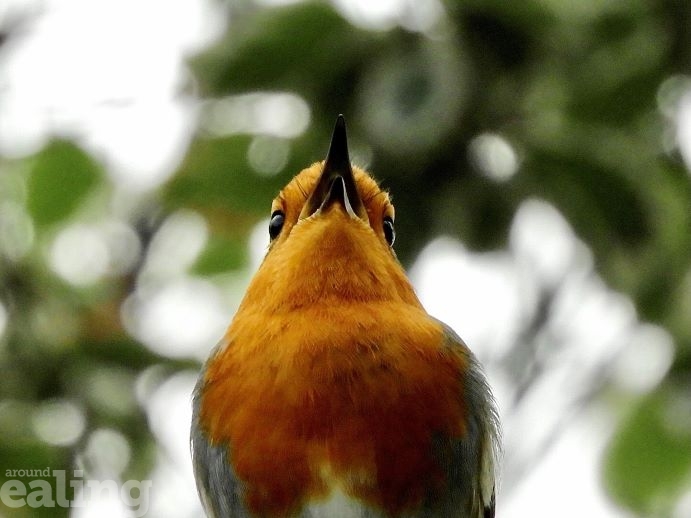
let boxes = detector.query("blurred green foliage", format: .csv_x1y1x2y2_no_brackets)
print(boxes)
26,140,103,227
605,386,691,515
1,1,691,516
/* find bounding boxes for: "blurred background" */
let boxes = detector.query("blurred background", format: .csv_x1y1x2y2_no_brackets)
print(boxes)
1,0,690,516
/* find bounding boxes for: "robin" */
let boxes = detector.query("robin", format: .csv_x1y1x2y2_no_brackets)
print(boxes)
191,116,500,517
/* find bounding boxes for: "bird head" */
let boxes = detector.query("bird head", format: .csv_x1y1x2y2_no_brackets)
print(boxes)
239,116,420,311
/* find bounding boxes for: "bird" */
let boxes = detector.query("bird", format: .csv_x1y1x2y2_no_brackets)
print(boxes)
191,115,500,518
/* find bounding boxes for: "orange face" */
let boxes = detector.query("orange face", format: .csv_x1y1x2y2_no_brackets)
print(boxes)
236,162,416,315
269,162,394,253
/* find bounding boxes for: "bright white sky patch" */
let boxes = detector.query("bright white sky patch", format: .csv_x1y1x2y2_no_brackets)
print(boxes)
410,237,524,360
0,0,225,188
122,277,229,360
510,198,590,288
144,371,204,518
249,217,272,269
502,404,632,518
331,0,444,32
71,485,133,518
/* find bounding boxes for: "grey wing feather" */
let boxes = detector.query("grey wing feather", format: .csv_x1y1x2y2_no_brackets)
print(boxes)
437,319,501,518
191,374,250,518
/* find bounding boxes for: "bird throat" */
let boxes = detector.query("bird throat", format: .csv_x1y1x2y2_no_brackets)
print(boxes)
246,210,416,312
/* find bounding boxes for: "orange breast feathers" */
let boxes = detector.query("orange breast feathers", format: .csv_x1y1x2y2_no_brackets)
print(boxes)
201,303,469,516
193,117,499,518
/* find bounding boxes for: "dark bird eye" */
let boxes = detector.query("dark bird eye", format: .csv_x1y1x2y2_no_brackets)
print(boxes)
383,216,395,246
269,210,285,240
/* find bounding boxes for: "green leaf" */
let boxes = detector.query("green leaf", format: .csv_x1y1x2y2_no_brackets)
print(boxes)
604,387,691,515
26,140,103,226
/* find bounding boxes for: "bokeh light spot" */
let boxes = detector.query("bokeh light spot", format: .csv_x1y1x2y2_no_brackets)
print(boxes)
50,223,110,285
200,92,310,138
657,75,691,117
674,489,691,518
122,278,228,360
248,135,291,176
142,210,208,279
613,324,674,394
32,399,85,446
0,201,35,261
469,133,520,182
81,428,132,477
510,199,591,288
676,87,691,175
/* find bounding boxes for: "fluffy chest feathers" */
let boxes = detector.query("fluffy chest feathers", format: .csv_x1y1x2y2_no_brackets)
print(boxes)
197,304,468,517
